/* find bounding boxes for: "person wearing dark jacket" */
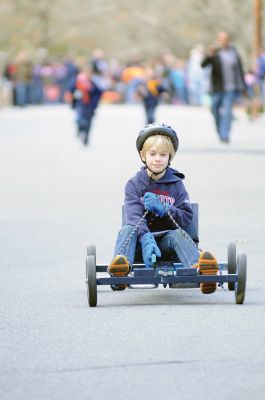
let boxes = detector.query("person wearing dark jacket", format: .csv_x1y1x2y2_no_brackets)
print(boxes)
107,123,219,294
201,31,246,143
70,66,104,145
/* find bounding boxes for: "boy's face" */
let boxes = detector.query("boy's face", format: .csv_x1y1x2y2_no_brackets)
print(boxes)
141,144,170,175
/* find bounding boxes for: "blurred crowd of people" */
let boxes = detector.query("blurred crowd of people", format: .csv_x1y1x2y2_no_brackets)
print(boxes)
0,45,265,133
1,46,265,112
0,46,220,108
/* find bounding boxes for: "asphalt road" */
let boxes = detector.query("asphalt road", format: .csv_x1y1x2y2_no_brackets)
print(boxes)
1,104,265,400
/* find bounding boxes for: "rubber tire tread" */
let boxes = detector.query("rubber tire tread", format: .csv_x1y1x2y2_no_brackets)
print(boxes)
235,253,247,305
228,242,237,291
86,255,97,307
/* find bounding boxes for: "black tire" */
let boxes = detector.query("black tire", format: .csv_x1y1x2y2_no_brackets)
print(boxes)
87,244,96,260
235,253,247,305
86,245,96,279
228,242,237,290
86,255,97,307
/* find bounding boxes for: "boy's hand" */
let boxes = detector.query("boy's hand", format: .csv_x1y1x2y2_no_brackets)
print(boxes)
144,192,166,217
140,232,161,268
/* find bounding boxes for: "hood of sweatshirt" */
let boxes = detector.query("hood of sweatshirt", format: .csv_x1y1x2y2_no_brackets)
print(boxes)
135,166,185,193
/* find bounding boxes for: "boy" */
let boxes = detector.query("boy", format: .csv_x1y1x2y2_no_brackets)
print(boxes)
108,123,218,294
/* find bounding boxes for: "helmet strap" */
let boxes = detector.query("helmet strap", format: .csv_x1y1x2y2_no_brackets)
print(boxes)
143,160,170,177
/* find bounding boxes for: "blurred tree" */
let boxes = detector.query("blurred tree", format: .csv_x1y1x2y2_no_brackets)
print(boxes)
0,0,263,64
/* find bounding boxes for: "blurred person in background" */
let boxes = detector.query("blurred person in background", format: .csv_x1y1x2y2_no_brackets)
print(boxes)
136,66,168,124
244,67,261,120
0,52,13,108
256,48,265,112
28,48,48,105
41,60,60,104
121,59,145,103
108,58,124,101
100,58,124,103
90,48,108,76
168,58,188,105
160,52,175,101
64,57,79,96
186,44,208,106
201,31,246,143
68,64,106,145
29,62,44,104
10,51,32,107
53,59,68,103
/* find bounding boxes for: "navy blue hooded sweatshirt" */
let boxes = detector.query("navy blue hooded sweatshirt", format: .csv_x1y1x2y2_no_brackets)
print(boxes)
124,166,193,240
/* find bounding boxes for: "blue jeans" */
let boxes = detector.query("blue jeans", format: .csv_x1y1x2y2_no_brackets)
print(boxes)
76,107,95,144
125,78,143,104
211,90,237,141
114,225,200,269
15,82,28,106
144,104,156,124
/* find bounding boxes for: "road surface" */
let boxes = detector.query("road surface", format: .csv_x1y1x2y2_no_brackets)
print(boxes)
0,104,265,400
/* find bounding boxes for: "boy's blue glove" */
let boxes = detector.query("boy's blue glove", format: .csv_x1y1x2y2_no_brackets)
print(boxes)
140,232,161,268
143,192,167,217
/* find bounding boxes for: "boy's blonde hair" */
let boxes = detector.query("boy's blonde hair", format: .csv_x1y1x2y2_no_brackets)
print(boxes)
141,134,176,160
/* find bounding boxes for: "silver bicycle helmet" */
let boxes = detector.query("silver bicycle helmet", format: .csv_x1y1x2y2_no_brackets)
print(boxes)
136,122,179,153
